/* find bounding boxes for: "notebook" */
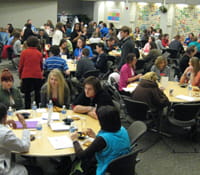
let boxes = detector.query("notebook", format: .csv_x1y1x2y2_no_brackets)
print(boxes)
49,122,70,131
15,121,38,129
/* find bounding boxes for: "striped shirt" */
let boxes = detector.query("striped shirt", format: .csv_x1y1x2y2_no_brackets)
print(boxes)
43,56,69,71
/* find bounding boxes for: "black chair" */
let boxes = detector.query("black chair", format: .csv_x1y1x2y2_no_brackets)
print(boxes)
7,47,18,70
82,69,100,79
127,121,147,150
105,149,141,175
165,48,180,65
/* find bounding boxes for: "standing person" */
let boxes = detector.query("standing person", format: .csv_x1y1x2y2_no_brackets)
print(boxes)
22,24,35,43
19,36,43,109
0,69,23,110
52,22,64,46
118,53,142,92
0,103,30,175
40,69,70,108
70,105,130,175
70,23,82,49
118,26,135,70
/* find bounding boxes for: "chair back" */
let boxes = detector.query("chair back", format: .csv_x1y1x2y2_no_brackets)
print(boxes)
127,121,147,145
165,48,179,58
173,103,200,121
123,97,150,121
7,47,14,60
83,69,100,79
105,149,140,175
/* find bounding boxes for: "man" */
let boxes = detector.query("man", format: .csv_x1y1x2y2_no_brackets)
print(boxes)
73,76,113,119
118,26,135,70
43,45,70,76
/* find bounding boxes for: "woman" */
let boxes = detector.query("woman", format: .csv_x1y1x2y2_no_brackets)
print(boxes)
132,72,169,113
151,56,170,80
73,37,93,60
179,46,197,73
59,39,73,57
52,22,64,46
0,103,30,175
70,105,130,175
161,33,169,47
22,23,34,43
11,31,22,56
19,36,43,109
40,69,70,108
118,53,142,92
70,23,82,49
0,69,23,110
143,36,156,54
180,57,200,85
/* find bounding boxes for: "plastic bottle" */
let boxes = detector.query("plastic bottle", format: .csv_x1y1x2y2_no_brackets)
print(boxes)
61,105,67,118
188,84,192,97
36,121,43,139
174,75,178,82
31,101,37,118
7,106,13,117
47,100,53,125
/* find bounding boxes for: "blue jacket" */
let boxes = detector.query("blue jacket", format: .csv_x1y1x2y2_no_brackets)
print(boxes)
74,45,93,58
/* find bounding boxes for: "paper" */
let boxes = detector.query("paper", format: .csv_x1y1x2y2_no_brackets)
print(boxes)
123,84,138,93
175,95,196,101
49,122,70,131
15,121,38,129
48,136,73,149
36,108,47,113
41,112,60,120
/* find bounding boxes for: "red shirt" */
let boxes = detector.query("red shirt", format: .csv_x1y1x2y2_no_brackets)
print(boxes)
19,47,43,79
162,39,169,47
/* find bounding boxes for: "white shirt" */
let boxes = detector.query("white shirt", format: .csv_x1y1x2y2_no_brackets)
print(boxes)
52,30,63,46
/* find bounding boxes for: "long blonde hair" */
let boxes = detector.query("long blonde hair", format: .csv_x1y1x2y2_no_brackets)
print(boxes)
47,69,69,105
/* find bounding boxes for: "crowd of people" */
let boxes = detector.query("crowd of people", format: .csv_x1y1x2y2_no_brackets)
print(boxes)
0,18,200,175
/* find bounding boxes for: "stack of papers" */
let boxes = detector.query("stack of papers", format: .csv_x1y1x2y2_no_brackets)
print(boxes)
175,95,196,101
48,135,73,149
41,112,60,120
123,84,138,93
49,122,70,131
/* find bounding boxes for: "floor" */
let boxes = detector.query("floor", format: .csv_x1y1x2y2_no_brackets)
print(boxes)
1,59,200,175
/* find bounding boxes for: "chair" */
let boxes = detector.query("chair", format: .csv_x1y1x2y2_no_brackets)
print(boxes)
7,47,18,70
105,149,141,175
127,121,147,149
165,48,180,65
82,69,100,79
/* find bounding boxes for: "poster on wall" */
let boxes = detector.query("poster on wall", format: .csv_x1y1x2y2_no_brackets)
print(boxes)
107,9,120,22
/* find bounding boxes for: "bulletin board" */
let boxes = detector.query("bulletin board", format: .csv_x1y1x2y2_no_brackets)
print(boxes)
107,9,120,22
135,4,160,31
174,6,200,37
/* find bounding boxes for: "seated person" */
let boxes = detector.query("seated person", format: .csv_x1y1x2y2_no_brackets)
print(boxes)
179,46,197,73
76,48,96,79
132,72,170,113
43,45,70,75
71,105,130,175
73,76,113,119
151,56,170,80
11,32,22,56
0,69,23,110
40,69,70,108
161,33,169,47
94,43,108,73
104,37,116,53
37,28,50,44
59,38,73,58
180,57,200,85
0,103,30,175
188,36,200,53
143,36,157,54
184,33,194,45
169,35,184,54
118,53,142,92
74,37,93,60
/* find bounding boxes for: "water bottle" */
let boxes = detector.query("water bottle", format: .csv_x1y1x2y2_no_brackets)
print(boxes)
31,101,37,118
7,106,13,117
47,100,53,125
61,105,67,118
188,84,192,97
174,75,178,82
36,122,43,139
69,122,77,133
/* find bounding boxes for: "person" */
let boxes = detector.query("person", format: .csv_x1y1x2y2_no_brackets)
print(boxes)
155,35,165,52
40,69,70,108
37,29,50,45
0,103,30,175
76,48,96,79
100,23,109,38
179,46,197,73
0,69,23,110
151,56,170,80
19,36,43,109
132,72,170,113
161,33,169,47
184,33,194,45
70,105,130,175
188,36,200,52
73,37,93,60
143,36,157,54
59,38,73,58
73,76,113,119
70,23,82,49
43,45,70,75
169,35,184,54
11,31,22,56
180,57,200,85
22,23,35,43
92,27,101,38
118,53,142,92
104,37,116,53
94,43,108,73
118,26,135,70
52,22,64,45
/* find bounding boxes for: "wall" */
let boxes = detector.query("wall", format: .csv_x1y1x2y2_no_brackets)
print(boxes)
0,0,57,28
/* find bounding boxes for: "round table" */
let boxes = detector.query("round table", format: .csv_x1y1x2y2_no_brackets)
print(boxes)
13,110,99,157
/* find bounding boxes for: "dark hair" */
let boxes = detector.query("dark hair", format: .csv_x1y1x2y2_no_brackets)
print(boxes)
82,48,90,57
186,46,196,55
56,22,63,31
26,36,39,47
1,68,14,82
59,39,67,47
0,103,7,122
83,76,102,94
102,23,107,28
77,37,86,48
163,34,169,38
97,105,121,132
50,45,60,56
107,37,115,42
96,43,105,51
25,23,32,29
7,24,14,34
150,42,157,50
120,26,130,34
39,29,45,32
175,35,181,40
126,53,136,64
